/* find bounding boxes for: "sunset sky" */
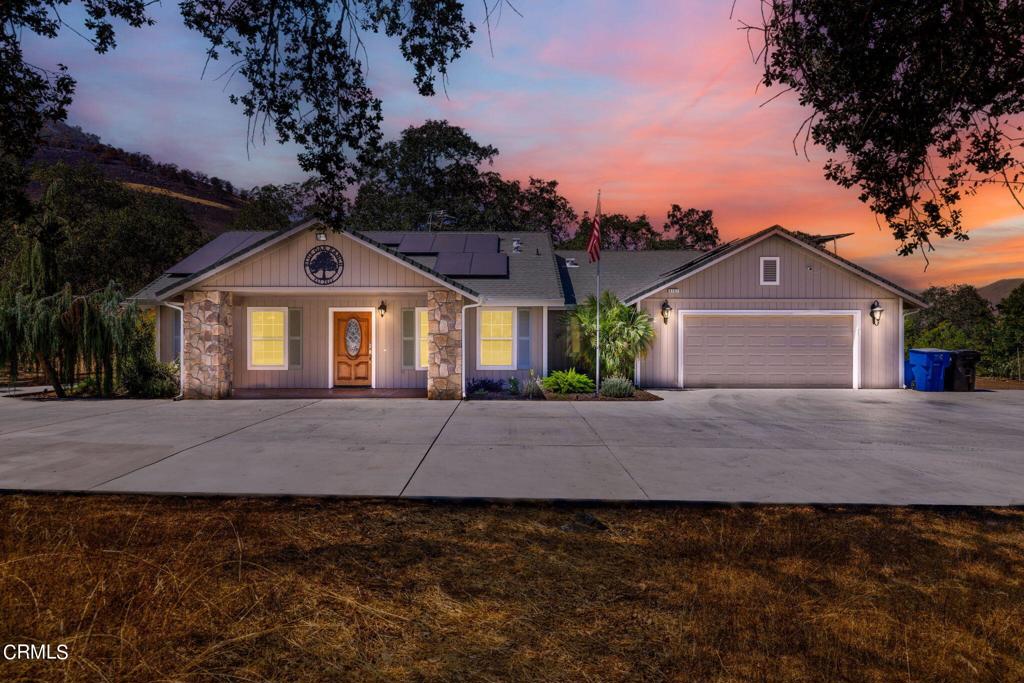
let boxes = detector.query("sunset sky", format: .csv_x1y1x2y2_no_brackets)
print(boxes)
24,1,1024,289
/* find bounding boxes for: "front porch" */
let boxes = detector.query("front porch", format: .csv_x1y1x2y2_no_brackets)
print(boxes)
183,288,465,399
231,387,427,399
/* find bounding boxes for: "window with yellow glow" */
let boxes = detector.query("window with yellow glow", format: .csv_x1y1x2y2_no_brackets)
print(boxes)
417,308,430,369
478,308,515,368
249,308,287,369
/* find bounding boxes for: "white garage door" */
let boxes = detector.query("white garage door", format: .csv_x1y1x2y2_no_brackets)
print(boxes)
682,314,855,388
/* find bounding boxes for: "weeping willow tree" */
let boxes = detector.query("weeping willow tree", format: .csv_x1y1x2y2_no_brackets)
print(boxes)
0,174,140,397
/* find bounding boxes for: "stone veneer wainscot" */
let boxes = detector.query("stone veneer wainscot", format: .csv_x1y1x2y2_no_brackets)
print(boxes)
183,290,234,399
426,289,463,400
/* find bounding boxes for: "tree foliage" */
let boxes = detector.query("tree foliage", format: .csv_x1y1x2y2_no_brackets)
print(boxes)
1,163,203,396
903,283,1024,379
663,205,720,250
3,1,501,218
231,183,313,231
751,0,1024,256
21,163,208,294
346,120,578,241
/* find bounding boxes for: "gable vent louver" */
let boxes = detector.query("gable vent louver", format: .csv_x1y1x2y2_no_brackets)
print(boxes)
760,257,779,285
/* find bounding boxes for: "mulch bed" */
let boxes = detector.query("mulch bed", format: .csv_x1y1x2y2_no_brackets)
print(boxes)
542,389,662,401
976,376,1024,390
465,390,543,400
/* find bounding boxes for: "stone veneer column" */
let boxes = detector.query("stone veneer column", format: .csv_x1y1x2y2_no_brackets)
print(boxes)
183,290,234,399
426,289,464,400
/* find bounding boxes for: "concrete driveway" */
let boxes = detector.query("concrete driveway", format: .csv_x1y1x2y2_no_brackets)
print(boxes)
1,389,1022,504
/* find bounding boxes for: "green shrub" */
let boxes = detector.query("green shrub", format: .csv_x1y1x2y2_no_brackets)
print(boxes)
542,368,595,394
600,376,635,398
507,377,521,395
467,378,504,394
117,316,180,398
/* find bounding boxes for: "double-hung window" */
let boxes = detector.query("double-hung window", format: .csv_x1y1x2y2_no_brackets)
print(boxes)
248,307,289,370
477,307,516,370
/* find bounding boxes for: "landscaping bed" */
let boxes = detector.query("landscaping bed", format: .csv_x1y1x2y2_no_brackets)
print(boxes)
542,388,662,401
1,495,1022,682
977,376,1024,390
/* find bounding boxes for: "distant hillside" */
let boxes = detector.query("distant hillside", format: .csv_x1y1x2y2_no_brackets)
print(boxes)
31,121,245,234
977,278,1024,306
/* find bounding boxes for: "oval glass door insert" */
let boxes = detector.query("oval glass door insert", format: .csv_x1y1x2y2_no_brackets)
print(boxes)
344,318,362,358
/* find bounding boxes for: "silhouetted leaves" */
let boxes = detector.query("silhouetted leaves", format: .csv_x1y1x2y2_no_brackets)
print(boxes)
751,0,1024,255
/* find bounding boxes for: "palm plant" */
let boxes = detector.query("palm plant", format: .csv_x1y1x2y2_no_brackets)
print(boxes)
566,292,655,380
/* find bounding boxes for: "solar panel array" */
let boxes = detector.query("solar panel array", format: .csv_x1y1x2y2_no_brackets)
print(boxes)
372,232,508,277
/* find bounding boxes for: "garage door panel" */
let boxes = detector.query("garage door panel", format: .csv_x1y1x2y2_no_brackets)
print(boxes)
682,315,853,388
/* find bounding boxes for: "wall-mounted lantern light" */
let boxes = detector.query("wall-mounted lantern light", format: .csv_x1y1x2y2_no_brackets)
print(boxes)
869,300,884,326
377,301,387,318
661,300,673,324
315,230,327,241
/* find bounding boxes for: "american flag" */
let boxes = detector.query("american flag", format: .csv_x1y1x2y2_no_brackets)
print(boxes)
586,198,601,263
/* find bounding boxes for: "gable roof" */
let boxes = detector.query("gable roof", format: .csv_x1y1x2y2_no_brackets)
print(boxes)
131,219,483,303
622,225,927,307
554,249,703,305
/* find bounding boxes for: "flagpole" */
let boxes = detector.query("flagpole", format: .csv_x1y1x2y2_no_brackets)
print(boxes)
594,190,601,395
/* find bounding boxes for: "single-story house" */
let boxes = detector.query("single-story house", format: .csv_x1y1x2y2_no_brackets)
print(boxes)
133,221,925,398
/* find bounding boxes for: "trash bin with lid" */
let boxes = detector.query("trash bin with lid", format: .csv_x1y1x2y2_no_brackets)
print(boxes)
946,349,981,391
907,349,953,391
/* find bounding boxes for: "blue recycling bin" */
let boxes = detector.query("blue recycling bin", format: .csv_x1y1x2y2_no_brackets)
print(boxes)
908,348,953,391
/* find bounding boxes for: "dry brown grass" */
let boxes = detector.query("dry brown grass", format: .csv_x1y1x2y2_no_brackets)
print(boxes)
1,496,1022,682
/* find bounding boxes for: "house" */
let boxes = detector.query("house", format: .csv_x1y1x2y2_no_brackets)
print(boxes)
133,221,925,398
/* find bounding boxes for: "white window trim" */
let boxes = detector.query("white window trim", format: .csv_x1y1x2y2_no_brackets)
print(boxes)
676,310,861,390
414,306,429,371
759,256,780,286
247,306,289,371
476,306,518,371
326,307,376,389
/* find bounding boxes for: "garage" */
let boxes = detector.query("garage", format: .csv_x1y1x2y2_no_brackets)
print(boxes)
680,313,857,388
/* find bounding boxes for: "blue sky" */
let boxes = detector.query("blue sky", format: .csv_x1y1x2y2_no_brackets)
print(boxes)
24,1,1024,288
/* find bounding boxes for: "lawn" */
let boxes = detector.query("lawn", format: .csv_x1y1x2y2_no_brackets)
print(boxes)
1,496,1022,682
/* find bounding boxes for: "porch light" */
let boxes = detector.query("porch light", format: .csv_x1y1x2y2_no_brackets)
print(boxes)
315,230,327,241
869,300,884,326
377,300,387,317
661,300,673,324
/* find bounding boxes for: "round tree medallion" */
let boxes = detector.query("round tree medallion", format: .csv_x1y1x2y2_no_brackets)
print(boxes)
344,318,362,358
304,245,344,285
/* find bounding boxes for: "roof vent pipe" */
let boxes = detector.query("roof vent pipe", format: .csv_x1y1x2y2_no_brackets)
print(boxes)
565,257,579,268
512,238,522,253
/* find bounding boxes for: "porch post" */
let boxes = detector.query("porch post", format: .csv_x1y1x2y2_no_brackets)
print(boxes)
183,290,234,399
426,289,463,400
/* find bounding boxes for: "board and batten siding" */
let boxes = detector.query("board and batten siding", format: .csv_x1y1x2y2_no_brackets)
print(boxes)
636,235,903,389
233,294,428,389
464,306,546,383
201,230,438,290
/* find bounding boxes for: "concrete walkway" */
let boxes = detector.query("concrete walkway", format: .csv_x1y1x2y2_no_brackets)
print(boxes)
1,389,1022,505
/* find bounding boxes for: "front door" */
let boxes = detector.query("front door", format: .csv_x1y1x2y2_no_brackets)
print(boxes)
333,311,372,386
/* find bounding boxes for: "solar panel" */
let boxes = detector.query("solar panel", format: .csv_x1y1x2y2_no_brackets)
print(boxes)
397,234,436,254
166,231,265,274
469,253,508,277
372,233,403,246
464,234,499,253
431,234,467,253
434,252,474,276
